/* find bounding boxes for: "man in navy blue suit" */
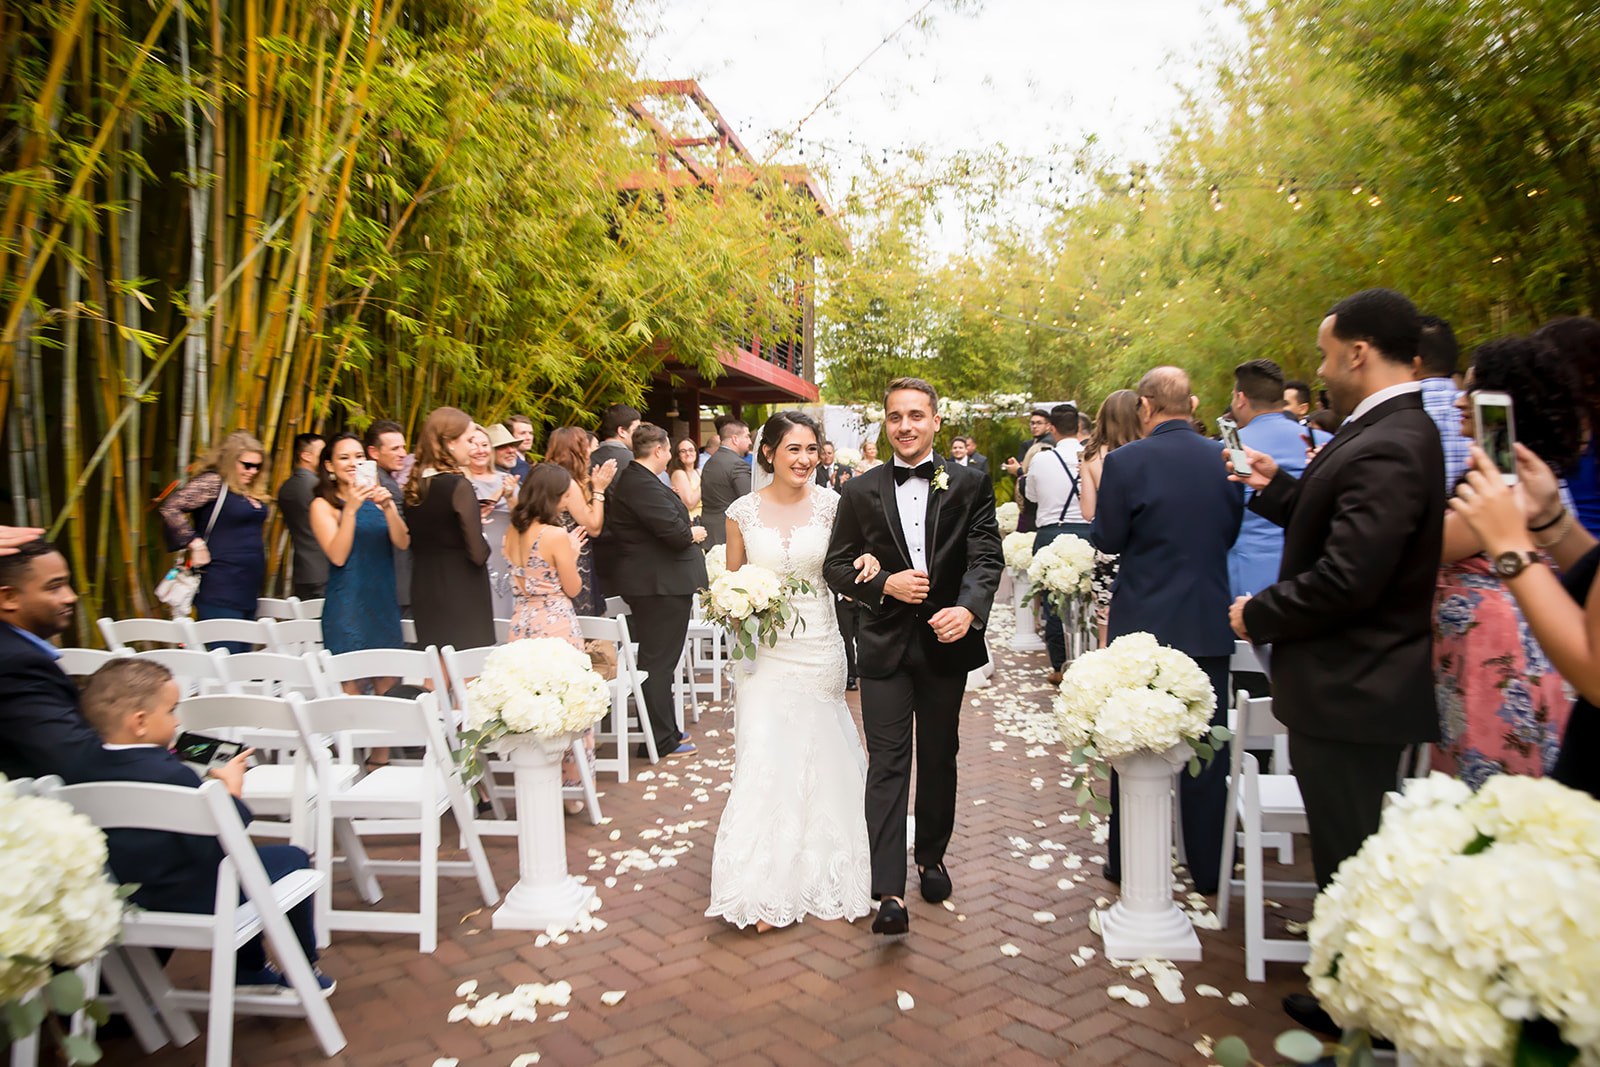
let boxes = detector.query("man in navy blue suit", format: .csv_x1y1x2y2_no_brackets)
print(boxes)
1090,366,1244,894
0,538,104,782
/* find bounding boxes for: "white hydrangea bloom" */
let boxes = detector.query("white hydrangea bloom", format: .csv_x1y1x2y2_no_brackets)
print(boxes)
1002,531,1036,573
464,638,609,741
996,502,1021,536
1052,633,1215,763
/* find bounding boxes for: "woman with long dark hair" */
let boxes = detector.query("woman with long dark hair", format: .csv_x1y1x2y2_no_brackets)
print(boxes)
405,408,495,650
544,426,616,616
1078,390,1142,646
310,432,408,665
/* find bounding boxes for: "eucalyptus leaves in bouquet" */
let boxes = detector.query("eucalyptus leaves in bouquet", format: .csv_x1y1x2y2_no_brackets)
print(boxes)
456,639,612,780
698,564,811,661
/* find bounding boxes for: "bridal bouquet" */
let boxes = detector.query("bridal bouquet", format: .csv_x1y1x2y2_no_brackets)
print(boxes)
458,639,612,778
1054,633,1223,821
1304,773,1600,1067
1002,530,1036,573
1,776,125,1063
996,501,1020,536
699,564,810,662
1027,534,1096,617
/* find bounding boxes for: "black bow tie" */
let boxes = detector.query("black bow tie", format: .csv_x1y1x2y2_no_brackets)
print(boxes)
894,461,937,485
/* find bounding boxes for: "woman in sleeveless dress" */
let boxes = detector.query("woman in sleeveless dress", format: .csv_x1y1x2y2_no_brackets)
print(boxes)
405,408,496,651
503,463,593,811
707,411,879,932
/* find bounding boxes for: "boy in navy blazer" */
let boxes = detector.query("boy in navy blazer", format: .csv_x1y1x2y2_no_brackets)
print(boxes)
77,659,333,994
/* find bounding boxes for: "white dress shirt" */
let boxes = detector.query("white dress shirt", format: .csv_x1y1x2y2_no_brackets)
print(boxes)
1023,438,1085,526
893,452,933,572
1345,380,1422,425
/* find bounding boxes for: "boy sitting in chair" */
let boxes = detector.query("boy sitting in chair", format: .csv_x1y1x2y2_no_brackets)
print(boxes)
75,658,334,994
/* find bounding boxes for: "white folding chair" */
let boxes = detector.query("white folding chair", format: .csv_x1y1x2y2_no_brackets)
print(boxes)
578,614,657,781
295,598,326,620
1215,690,1315,981
685,608,728,703
288,692,498,953
99,617,190,651
218,651,333,700
493,618,512,644
256,597,302,621
51,779,345,1067
56,647,128,678
440,644,602,827
400,618,418,645
132,648,230,697
266,618,324,657
603,596,629,619
185,617,275,651
317,646,446,698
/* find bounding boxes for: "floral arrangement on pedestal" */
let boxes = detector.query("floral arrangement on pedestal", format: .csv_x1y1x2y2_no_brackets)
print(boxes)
1002,531,1036,574
1054,632,1224,823
1,776,126,1064
698,564,811,661
1027,534,1097,653
1301,773,1600,1067
996,501,1020,536
703,543,727,584
457,639,612,778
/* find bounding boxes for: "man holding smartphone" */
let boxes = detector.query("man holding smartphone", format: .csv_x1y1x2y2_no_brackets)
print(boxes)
1227,359,1318,600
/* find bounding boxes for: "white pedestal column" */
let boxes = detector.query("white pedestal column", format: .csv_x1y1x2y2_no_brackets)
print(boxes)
491,734,595,931
1008,570,1045,652
1096,744,1201,961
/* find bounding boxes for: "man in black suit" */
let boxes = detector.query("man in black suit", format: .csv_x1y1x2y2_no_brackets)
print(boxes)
605,423,709,758
824,378,1003,936
959,436,989,478
1230,289,1444,1038
591,403,640,476
699,416,752,550
1091,367,1243,895
814,441,841,488
0,539,103,781
276,433,328,598
365,419,413,614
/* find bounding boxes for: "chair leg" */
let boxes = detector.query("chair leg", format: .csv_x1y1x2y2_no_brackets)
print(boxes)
99,948,171,1053
1244,800,1266,983
334,818,382,903
420,810,440,954
443,775,500,907
205,907,238,1067
124,946,200,1047
574,738,602,825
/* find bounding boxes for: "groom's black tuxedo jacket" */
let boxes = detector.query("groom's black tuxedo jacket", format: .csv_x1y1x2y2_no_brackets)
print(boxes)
824,457,1003,677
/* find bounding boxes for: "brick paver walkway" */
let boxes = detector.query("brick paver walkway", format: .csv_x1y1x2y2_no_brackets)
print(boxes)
104,613,1312,1066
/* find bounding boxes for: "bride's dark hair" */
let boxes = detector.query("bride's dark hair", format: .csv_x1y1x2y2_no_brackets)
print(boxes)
756,410,822,473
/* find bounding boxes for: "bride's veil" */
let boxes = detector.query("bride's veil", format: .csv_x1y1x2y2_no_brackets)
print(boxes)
749,456,774,494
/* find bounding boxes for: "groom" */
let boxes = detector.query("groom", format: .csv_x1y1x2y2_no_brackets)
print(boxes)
824,378,1003,936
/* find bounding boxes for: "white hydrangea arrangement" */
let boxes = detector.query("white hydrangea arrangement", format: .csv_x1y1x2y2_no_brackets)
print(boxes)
698,564,809,661
996,501,1020,536
1054,632,1224,823
458,639,612,778
833,447,862,470
1027,534,1095,614
1304,773,1600,1067
703,543,727,584
0,776,125,1063
1001,530,1035,573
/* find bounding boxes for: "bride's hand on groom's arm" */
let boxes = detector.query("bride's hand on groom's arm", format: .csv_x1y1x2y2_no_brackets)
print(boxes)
851,554,881,584
883,569,930,604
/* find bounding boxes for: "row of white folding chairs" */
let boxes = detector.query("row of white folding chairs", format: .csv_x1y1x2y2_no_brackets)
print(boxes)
256,596,325,620
98,615,324,656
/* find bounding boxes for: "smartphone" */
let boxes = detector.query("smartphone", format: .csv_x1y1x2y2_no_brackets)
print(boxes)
1473,391,1518,484
172,731,244,775
1217,416,1251,477
354,459,378,488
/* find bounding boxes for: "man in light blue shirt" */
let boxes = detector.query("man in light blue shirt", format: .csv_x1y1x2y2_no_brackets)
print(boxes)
1413,315,1469,491
1229,359,1315,599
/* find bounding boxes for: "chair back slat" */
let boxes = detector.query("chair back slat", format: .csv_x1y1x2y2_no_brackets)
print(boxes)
218,651,330,698
255,597,301,621
133,648,229,696
295,598,326,620
53,779,223,836
57,647,127,678
292,692,442,752
186,617,274,650
318,646,443,693
266,617,324,657
99,617,190,652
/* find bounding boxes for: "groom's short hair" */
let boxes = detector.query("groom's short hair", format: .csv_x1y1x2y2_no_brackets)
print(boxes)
885,377,938,411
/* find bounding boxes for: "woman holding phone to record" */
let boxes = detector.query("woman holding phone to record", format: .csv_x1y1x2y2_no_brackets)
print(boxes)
312,432,409,694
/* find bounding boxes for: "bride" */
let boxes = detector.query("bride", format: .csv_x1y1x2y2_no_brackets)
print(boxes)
706,411,877,931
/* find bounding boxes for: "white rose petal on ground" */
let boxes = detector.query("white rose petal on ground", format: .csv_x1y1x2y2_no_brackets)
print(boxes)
455,980,478,997
1032,910,1056,923
999,943,1021,957
600,991,627,1007
896,990,915,1011
432,1059,460,1067
1227,992,1249,1007
447,1004,470,1023
511,1055,542,1067
1196,984,1223,998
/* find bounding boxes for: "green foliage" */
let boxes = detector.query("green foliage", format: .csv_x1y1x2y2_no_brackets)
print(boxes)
3,967,104,1064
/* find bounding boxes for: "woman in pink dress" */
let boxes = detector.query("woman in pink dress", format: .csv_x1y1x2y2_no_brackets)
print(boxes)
503,463,593,810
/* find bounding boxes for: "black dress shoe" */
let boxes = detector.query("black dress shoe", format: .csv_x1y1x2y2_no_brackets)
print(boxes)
918,862,952,903
871,898,909,935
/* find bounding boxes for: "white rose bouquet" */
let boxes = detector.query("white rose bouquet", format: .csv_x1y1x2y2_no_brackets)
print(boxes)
1002,531,1036,573
698,564,810,661
458,638,612,778
1,776,125,1063
1303,773,1600,1067
996,501,1020,536
1054,632,1224,823
703,543,727,584
1027,534,1095,613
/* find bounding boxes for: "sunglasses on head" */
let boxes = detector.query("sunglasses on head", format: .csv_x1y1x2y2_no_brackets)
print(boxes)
240,461,263,470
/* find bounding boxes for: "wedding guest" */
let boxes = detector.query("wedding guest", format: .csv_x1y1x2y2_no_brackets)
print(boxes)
505,464,594,810
1093,368,1242,895
1432,337,1580,785
275,433,328,599
1284,379,1313,422
1025,403,1089,684
960,436,988,477
160,431,271,649
1307,408,1340,436
815,441,841,488
1410,315,1471,492
364,419,413,614
1080,389,1142,647
1228,289,1445,1039
591,403,639,475
311,433,408,674
1536,316,1600,536
0,539,100,781
491,423,529,480
1228,359,1314,599
77,658,334,993
604,423,708,758
504,416,534,479
697,432,720,471
669,438,703,519
1004,410,1055,532
466,425,517,619
698,418,752,551
857,439,883,472
545,426,615,616
405,407,495,651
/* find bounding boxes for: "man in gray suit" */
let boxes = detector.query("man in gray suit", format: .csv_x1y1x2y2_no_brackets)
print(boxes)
276,433,327,598
364,420,412,614
698,417,752,549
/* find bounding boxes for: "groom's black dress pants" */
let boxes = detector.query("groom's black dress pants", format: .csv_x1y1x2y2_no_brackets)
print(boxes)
859,632,966,900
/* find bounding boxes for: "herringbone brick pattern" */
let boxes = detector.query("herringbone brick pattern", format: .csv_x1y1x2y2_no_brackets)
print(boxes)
102,616,1311,1066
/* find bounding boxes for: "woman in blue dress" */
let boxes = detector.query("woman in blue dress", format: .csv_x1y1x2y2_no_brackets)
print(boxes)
311,433,409,705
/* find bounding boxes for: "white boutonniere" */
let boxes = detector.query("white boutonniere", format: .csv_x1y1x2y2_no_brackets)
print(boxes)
932,466,950,492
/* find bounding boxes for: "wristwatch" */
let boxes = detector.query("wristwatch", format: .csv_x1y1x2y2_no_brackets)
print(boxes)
1492,550,1540,578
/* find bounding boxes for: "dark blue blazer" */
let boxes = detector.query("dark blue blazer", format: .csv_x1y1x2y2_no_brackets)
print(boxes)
0,624,104,782
1090,420,1244,658
78,745,254,910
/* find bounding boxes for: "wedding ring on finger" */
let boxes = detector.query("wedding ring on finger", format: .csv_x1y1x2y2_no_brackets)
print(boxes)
1459,484,1477,500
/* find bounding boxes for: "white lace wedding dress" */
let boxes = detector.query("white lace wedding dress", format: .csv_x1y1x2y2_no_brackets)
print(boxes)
705,487,872,928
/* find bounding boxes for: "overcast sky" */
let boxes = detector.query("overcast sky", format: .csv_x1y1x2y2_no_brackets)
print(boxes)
632,0,1245,249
